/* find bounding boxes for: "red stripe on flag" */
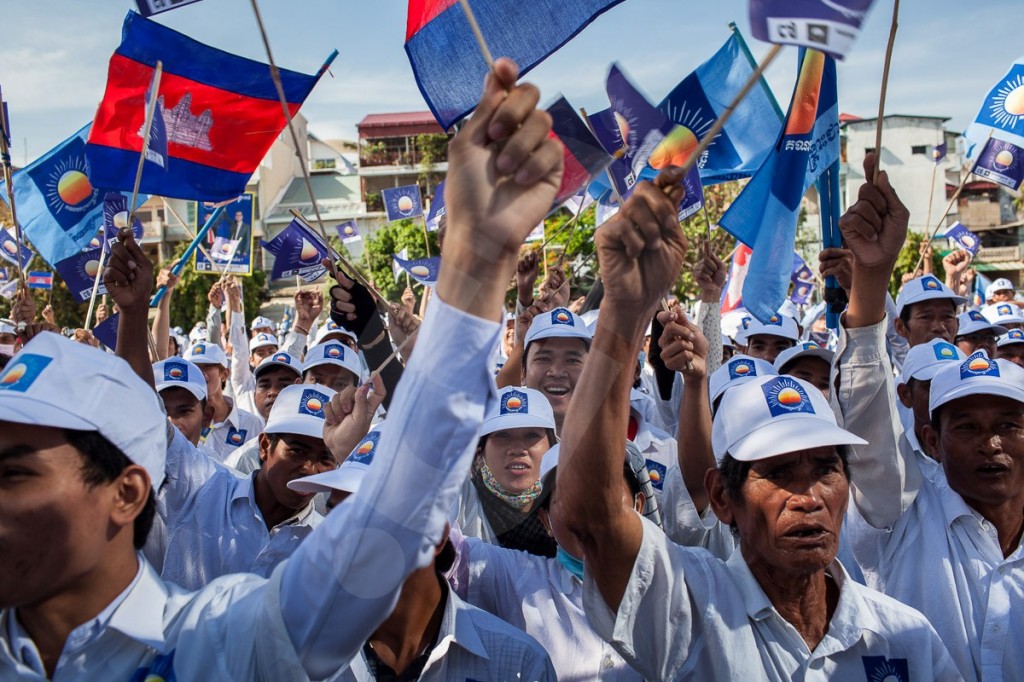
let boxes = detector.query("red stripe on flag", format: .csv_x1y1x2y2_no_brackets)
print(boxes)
88,55,300,174
406,0,460,41
551,131,590,205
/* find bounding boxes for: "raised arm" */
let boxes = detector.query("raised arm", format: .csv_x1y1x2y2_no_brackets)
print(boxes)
151,260,180,361
103,228,155,389
277,57,564,679
225,278,253,394
834,154,920,529
555,169,688,612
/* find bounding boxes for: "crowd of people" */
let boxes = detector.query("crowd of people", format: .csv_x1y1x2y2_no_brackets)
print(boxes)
1,57,1023,681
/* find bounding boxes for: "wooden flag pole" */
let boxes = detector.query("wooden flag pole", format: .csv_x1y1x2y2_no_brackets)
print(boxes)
0,85,26,290
368,328,419,383
872,0,900,184
458,0,495,70
913,163,975,274
678,44,782,180
419,214,432,257
249,0,342,284
924,159,938,233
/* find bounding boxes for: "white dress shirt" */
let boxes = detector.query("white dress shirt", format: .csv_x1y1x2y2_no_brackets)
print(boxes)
0,295,503,681
454,535,644,681
583,517,960,681
837,317,1024,682
330,584,555,681
629,407,676,501
201,397,264,463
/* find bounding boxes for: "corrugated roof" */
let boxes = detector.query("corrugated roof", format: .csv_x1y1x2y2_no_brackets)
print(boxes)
358,112,439,128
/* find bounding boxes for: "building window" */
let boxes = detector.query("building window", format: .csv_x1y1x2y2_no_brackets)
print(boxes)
911,145,928,155
864,147,876,155
313,158,336,170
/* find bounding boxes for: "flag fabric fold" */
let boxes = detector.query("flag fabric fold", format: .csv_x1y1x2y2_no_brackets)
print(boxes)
86,11,336,201
719,49,839,322
259,219,329,282
405,0,627,129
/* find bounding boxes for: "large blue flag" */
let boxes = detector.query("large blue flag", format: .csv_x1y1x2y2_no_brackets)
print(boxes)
658,28,783,184
719,49,839,322
260,219,329,282
405,0,627,129
0,124,109,265
965,55,1024,158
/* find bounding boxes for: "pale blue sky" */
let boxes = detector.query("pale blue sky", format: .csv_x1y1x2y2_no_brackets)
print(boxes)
2,0,1021,164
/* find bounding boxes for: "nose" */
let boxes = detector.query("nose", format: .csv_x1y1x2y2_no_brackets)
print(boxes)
785,478,825,512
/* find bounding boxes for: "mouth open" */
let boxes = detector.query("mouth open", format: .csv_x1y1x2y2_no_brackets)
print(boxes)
543,386,570,398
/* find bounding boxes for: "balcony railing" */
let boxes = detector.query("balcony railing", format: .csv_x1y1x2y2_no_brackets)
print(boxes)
976,245,1022,263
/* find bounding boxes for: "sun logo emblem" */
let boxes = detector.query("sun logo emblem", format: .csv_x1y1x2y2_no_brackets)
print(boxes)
762,377,815,417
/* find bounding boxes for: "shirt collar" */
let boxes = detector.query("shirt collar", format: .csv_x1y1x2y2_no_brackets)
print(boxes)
429,584,489,663
725,549,774,620
106,557,169,652
233,471,318,529
212,397,241,430
936,478,983,528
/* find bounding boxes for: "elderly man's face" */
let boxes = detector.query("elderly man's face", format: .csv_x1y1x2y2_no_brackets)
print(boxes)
715,447,848,577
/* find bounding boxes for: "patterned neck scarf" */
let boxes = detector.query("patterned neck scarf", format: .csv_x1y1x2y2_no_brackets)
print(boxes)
476,460,543,511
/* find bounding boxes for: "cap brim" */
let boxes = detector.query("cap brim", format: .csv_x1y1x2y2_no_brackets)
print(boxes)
778,348,834,370
931,381,1024,416
288,464,367,494
727,416,866,462
264,416,326,440
479,413,556,437
255,361,302,380
156,381,206,401
187,357,227,367
0,393,97,432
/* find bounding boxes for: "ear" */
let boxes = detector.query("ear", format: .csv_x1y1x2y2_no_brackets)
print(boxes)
894,317,909,340
258,433,272,464
705,468,736,527
922,422,940,459
633,491,646,515
109,464,151,533
896,382,913,408
219,366,230,385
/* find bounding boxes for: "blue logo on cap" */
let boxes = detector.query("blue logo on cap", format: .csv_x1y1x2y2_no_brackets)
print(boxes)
762,376,815,417
766,315,782,326
997,304,1013,316
298,388,329,418
1008,330,1024,341
740,317,752,330
968,310,986,322
960,352,1000,379
325,344,345,361
272,353,290,364
326,321,338,331
163,360,189,383
932,342,959,362
645,459,667,491
226,427,247,446
348,431,380,464
0,354,52,393
500,389,529,415
728,359,757,380
920,275,942,291
550,308,574,326
802,342,821,350
192,344,206,355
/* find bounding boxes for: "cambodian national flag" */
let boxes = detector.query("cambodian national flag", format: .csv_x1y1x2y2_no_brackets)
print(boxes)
55,248,107,302
259,219,329,283
405,0,627,129
0,227,34,270
658,28,784,185
382,185,424,222
547,96,613,207
425,181,446,232
86,11,337,202
27,271,53,290
393,254,441,288
719,49,839,323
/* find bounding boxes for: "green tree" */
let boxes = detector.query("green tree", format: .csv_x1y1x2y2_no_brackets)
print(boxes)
362,219,439,301
890,230,944,299
670,180,746,303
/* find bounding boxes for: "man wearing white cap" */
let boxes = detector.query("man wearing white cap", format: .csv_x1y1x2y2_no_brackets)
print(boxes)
457,385,559,557
981,300,1024,331
955,309,1007,358
734,312,799,364
553,162,957,680
985,276,1016,304
184,340,263,461
893,273,966,348
303,340,363,392
251,315,275,337
773,341,835,399
996,328,1024,368
521,306,592,432
153,357,214,446
832,156,1024,681
0,59,566,681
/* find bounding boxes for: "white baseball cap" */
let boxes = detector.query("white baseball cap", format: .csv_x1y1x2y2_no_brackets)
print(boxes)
736,313,800,344
303,341,363,380
250,316,275,331
956,310,1008,337
898,339,964,384
773,342,835,373
264,383,337,439
712,374,866,463
929,351,1024,416
188,324,208,344
985,277,1015,301
721,308,752,341
709,355,777,406
249,332,279,354
895,275,967,317
288,426,383,496
313,320,359,346
184,341,229,368
981,303,1024,327
153,358,208,401
480,386,556,438
523,307,593,349
254,351,302,380
0,332,169,489
778,300,799,320
997,329,1024,348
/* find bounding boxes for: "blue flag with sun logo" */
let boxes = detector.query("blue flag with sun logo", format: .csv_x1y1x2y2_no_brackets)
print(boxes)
259,219,329,283
972,136,1024,190
965,55,1024,159
658,28,783,184
719,49,839,323
392,254,441,287
381,185,424,222
0,226,34,269
55,247,108,302
0,124,115,266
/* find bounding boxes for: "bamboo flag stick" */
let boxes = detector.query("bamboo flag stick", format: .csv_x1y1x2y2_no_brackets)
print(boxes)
0,85,26,290
458,0,494,70
368,328,419,383
678,44,782,180
872,0,900,184
913,161,976,274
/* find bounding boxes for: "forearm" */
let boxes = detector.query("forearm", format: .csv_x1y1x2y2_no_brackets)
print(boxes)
435,244,515,323
676,374,713,511
206,304,222,346
846,263,892,329
152,292,172,361
495,343,523,389
356,313,402,411
116,307,156,389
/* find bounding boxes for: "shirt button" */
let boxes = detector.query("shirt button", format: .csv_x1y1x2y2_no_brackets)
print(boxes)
602,656,615,670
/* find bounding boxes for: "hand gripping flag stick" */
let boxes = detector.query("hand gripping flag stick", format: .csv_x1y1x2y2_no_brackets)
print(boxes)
151,205,226,307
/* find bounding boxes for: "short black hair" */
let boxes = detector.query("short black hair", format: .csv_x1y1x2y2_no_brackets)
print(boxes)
64,429,156,550
718,445,852,503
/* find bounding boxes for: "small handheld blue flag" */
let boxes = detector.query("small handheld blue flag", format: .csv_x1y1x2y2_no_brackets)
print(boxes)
973,271,992,308
335,220,361,244
55,248,108,302
972,137,1024,190
425,181,446,232
27,271,53,290
144,69,168,171
135,0,206,17
789,252,815,304
748,0,877,60
260,219,329,282
392,247,409,282
932,142,947,164
382,185,424,222
102,193,145,251
944,222,981,258
93,312,120,350
0,227,34,269
392,254,441,287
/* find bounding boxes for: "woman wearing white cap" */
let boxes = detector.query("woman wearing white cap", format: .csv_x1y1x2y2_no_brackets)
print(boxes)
553,161,958,680
457,385,559,557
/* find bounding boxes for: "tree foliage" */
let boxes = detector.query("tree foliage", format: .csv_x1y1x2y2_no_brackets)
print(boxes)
362,219,439,302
